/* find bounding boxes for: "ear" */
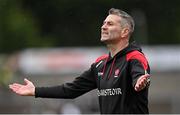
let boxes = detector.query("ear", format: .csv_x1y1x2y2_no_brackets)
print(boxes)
121,28,130,38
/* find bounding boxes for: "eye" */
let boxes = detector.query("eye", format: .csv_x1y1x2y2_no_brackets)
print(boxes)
107,22,114,26
102,21,114,27
102,21,106,26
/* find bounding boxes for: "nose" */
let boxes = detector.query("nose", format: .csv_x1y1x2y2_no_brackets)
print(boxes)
101,23,107,30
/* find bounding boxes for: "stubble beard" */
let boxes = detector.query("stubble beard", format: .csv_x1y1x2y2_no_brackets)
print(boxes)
101,33,120,45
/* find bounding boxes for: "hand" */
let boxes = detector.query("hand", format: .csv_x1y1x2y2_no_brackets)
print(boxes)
9,78,35,96
135,74,150,92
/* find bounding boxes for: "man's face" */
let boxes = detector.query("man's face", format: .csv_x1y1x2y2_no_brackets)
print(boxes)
101,14,122,44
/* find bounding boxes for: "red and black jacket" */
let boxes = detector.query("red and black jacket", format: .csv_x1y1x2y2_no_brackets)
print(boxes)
35,41,150,114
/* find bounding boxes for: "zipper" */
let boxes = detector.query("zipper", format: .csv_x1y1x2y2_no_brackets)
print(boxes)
102,56,116,79
108,57,116,79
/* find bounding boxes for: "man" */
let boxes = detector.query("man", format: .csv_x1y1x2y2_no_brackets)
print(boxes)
9,8,150,114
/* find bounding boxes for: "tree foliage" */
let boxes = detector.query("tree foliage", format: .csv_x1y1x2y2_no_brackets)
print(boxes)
0,0,180,53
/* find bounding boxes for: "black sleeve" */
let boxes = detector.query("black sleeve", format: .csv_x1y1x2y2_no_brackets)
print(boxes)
129,58,150,87
35,64,97,99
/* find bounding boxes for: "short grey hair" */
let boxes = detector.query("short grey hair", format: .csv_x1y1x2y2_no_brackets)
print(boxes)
109,8,135,35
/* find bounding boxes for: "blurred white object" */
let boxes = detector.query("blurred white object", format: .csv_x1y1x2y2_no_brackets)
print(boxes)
18,46,180,75
143,45,180,72
18,47,106,75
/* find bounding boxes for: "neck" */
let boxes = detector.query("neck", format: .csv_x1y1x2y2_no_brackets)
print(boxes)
107,40,129,57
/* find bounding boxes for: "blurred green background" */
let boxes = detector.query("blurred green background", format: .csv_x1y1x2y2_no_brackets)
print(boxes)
0,0,180,114
0,0,180,54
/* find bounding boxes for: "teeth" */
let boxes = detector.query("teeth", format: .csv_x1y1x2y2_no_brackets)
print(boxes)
102,32,108,34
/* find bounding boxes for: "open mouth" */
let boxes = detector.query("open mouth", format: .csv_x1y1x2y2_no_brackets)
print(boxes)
101,31,108,36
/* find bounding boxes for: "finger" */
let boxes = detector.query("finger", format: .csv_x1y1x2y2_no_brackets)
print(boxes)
138,77,147,87
135,76,148,91
144,74,150,80
135,81,141,91
138,81,146,90
11,83,24,88
136,80,148,91
135,83,143,91
9,84,21,90
139,74,149,84
136,77,145,88
9,84,25,95
9,85,20,92
135,86,140,92
140,77,147,85
24,78,31,85
139,74,150,82
9,83,25,92
9,84,14,90
135,85,144,92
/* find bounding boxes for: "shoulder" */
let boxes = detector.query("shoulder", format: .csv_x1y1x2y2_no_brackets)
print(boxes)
95,54,108,63
126,50,149,69
126,50,147,61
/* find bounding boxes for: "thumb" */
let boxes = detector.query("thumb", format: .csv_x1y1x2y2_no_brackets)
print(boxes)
137,74,150,83
24,78,31,85
145,74,150,79
142,74,150,79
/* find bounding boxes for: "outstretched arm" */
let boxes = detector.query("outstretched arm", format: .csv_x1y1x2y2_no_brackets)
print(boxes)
9,78,35,96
